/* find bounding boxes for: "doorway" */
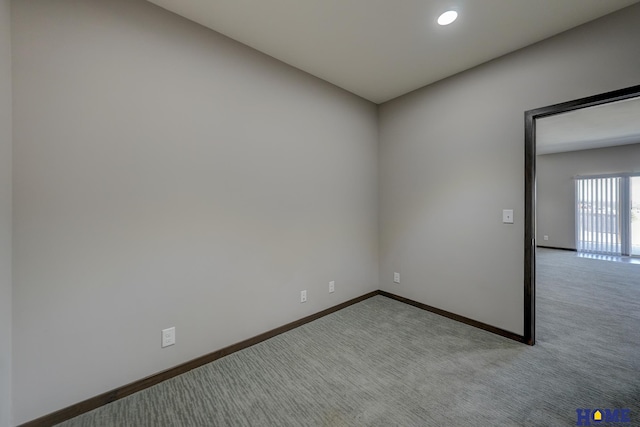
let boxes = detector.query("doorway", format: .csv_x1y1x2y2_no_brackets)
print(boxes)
524,84,640,345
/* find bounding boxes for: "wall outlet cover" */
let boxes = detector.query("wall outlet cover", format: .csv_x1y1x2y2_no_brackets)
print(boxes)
162,327,175,348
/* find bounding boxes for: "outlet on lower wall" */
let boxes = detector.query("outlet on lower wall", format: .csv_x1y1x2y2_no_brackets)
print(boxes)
329,281,335,293
394,272,400,284
300,290,307,303
544,235,549,241
162,327,175,348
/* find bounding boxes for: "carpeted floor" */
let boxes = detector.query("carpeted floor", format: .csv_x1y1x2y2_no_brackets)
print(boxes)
57,248,640,426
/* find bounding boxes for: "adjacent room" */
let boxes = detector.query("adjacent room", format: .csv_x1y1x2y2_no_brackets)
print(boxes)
1,0,639,426
533,95,640,427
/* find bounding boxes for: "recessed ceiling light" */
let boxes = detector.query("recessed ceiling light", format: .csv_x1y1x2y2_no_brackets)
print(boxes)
437,10,458,26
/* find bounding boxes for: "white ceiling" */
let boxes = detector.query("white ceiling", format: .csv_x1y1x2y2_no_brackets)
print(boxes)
146,0,639,103
537,95,640,155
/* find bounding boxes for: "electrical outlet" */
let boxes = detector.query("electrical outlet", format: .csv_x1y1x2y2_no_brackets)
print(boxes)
544,235,549,241
329,281,335,293
162,327,175,348
394,272,400,284
300,290,307,303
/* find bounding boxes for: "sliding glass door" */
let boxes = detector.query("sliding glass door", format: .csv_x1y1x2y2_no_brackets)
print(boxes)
576,174,640,256
576,177,621,254
632,176,640,256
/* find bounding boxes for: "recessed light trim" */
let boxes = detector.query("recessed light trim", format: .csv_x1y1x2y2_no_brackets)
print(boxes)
437,10,458,26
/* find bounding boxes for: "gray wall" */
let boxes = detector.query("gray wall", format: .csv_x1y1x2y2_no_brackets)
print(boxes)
10,0,640,424
378,4,640,335
11,0,378,423
537,144,640,250
0,0,12,425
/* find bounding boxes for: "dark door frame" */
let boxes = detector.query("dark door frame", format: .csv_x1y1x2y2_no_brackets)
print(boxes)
524,84,640,346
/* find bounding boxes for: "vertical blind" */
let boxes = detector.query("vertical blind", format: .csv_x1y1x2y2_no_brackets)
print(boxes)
575,177,621,255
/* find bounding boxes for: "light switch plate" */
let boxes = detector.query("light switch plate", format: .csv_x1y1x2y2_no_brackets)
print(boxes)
502,209,514,224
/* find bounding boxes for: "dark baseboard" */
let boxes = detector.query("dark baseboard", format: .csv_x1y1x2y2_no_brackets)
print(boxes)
378,291,527,344
536,245,577,252
19,291,380,427
20,289,527,426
